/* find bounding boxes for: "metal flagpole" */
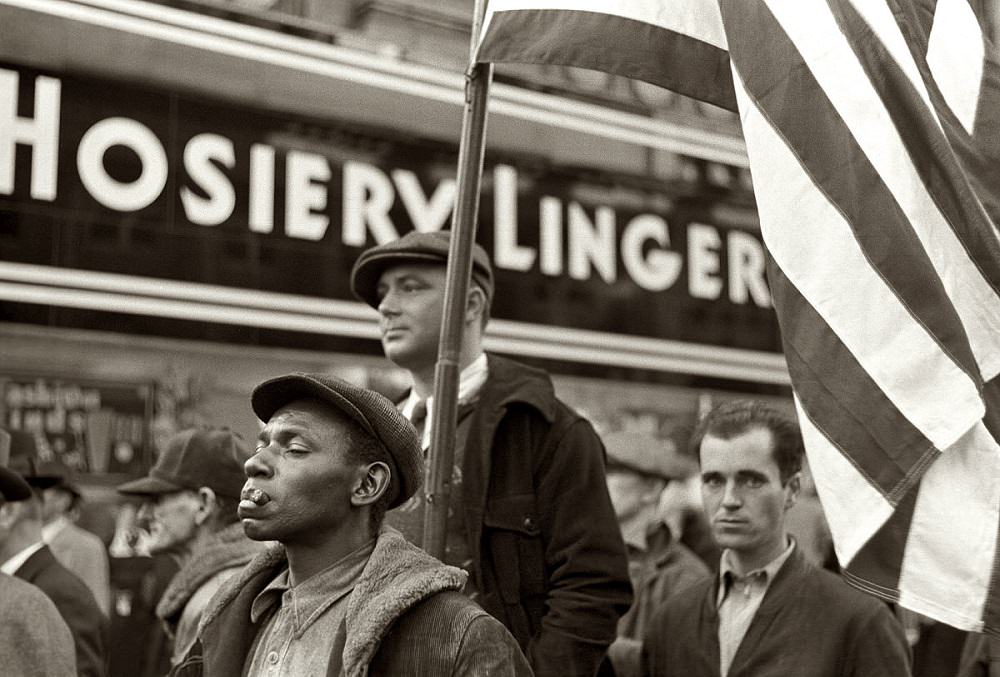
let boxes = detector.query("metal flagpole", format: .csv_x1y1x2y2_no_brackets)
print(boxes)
421,0,493,559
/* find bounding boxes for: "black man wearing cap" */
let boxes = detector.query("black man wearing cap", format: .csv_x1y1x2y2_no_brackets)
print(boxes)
0,429,78,676
171,373,530,676
350,229,632,676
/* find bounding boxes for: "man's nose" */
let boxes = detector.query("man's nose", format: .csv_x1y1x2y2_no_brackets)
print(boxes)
244,448,273,478
721,481,742,508
377,288,399,316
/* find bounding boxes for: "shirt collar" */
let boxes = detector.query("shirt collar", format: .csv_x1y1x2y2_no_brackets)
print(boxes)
401,352,489,448
41,516,70,544
717,538,795,606
250,539,375,634
0,541,46,576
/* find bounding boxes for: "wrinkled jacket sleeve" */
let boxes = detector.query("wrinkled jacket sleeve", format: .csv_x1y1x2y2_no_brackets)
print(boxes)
530,418,632,676
455,615,534,676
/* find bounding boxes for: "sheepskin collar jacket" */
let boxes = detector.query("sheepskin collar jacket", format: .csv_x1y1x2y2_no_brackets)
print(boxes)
170,527,531,677
155,523,263,625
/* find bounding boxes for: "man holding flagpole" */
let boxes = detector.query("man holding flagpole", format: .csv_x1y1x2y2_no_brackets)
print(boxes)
351,229,633,676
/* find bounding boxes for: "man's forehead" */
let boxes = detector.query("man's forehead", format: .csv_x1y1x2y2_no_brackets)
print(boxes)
700,428,777,470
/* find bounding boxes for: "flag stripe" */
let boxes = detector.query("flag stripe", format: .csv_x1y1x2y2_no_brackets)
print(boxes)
896,422,1000,631
793,395,895,564
724,0,985,452
925,0,985,133
754,0,1000,386
476,6,736,111
769,259,935,501
841,484,917,601
830,0,1000,380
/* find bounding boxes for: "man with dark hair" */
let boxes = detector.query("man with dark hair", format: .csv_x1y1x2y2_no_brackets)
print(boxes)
642,400,912,677
0,428,78,676
4,430,108,677
173,372,530,676
118,427,263,667
350,230,632,676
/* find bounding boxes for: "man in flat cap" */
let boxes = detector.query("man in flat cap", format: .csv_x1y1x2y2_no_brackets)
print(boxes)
0,429,79,676
172,372,530,676
600,431,710,677
351,229,632,676
117,427,263,667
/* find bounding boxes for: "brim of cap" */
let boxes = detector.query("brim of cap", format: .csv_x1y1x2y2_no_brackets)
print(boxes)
0,468,33,501
117,475,184,496
350,250,449,308
24,475,64,490
252,374,377,436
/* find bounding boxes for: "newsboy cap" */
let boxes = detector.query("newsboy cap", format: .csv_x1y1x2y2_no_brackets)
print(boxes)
117,428,251,499
349,230,494,309
603,431,697,481
250,373,423,509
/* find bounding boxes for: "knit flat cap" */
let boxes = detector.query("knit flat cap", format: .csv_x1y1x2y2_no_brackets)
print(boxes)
251,373,422,509
118,428,251,499
350,230,494,309
603,431,697,481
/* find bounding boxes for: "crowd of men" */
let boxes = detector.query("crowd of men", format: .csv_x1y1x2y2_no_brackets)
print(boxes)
1,231,993,676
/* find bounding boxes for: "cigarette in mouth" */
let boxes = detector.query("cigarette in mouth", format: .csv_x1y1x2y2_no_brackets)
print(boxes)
241,487,271,506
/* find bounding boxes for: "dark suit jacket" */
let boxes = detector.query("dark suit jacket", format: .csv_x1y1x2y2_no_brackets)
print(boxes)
642,545,912,677
16,545,108,677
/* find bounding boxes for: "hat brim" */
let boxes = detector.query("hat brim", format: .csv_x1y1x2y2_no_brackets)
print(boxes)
117,475,185,496
0,468,33,501
350,251,449,308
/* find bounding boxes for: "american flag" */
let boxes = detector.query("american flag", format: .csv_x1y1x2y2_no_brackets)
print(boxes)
478,0,1000,633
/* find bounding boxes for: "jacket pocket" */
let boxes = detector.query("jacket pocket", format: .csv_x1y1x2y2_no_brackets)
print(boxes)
484,493,545,605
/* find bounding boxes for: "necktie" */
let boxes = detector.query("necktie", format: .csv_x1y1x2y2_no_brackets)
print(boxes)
410,400,428,443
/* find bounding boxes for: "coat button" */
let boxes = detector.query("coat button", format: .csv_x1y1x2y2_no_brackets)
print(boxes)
267,651,279,665
523,516,535,530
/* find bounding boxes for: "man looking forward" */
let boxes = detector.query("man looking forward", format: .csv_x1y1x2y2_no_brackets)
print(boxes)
642,400,912,677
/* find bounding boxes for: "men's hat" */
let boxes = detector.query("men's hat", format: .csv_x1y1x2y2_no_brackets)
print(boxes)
603,431,698,481
349,230,494,309
7,430,62,490
251,372,423,509
0,429,32,501
117,428,251,499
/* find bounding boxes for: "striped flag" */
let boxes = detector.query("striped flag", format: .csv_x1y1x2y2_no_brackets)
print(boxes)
478,0,1000,633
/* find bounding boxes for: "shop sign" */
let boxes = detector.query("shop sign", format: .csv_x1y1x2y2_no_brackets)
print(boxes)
0,62,780,352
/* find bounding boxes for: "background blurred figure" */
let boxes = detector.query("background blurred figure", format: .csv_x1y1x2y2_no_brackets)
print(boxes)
0,428,78,676
957,632,1000,677
117,427,262,668
783,460,836,571
39,462,112,615
601,431,710,677
4,429,108,677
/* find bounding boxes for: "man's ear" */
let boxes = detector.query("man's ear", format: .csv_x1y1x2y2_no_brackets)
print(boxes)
784,472,801,510
352,462,391,507
464,286,487,326
194,487,218,526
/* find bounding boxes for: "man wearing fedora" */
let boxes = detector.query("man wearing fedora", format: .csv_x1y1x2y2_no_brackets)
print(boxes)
350,230,632,676
0,429,79,676
38,462,111,615
3,429,108,677
117,427,264,667
172,372,530,676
